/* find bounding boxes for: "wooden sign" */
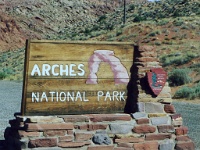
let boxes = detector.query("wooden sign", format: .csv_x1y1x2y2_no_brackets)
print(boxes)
147,68,167,96
21,40,135,115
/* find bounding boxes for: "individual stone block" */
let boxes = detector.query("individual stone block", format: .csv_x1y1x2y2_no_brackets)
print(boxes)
157,125,175,133
171,113,180,120
75,124,88,130
75,124,108,131
164,104,176,113
148,114,167,118
133,141,159,150
136,118,149,124
151,117,171,126
145,133,171,141
88,145,114,150
88,124,108,131
145,103,164,113
176,136,192,142
133,125,156,134
75,132,93,141
67,130,73,135
58,135,74,142
60,115,89,122
92,133,111,145
31,148,62,150
109,123,134,134
131,112,147,119
57,141,90,148
175,126,188,136
147,62,161,68
28,138,57,148
159,139,175,150
114,147,134,150
160,86,171,94
175,141,195,150
87,114,131,122
170,114,183,126
43,130,67,137
118,142,134,148
138,102,145,112
157,93,172,99
139,45,155,51
26,123,74,131
140,51,157,57
114,136,144,143
26,116,64,123
18,130,41,137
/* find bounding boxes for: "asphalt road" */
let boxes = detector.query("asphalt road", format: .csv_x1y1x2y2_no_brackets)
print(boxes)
0,81,22,140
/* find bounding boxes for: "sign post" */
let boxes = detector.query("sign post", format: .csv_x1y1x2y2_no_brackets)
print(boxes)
21,40,134,115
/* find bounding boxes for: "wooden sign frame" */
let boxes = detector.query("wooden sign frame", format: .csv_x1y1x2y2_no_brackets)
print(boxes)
21,40,135,115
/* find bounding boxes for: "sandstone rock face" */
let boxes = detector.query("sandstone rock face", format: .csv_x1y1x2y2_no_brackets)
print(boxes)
86,50,129,84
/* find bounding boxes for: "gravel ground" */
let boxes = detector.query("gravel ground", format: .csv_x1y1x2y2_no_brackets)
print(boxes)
0,81,199,149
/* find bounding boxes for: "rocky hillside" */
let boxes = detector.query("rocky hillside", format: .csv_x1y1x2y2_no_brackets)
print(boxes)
0,0,134,51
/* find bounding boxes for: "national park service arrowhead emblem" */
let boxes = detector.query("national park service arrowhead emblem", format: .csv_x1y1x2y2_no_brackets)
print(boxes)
147,68,167,96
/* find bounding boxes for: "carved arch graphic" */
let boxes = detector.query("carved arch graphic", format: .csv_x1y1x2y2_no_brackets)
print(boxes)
86,50,129,84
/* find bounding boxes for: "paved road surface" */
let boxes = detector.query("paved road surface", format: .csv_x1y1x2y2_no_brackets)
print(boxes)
0,81,22,140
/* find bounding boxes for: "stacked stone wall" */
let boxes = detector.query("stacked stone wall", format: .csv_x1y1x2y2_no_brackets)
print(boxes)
4,45,195,150
5,112,194,150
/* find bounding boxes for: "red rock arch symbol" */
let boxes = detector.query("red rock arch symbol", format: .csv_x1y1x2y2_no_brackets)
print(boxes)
86,50,129,84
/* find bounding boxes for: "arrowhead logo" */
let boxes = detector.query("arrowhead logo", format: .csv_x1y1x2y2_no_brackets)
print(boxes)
147,68,167,96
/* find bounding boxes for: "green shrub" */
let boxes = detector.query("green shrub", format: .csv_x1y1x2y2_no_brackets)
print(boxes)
148,30,161,37
190,63,200,73
168,68,192,86
160,51,198,67
174,82,200,99
174,86,195,99
154,41,162,46
3,68,14,75
128,4,135,11
118,35,126,41
133,16,145,22
98,14,107,23
156,19,169,26
116,29,123,36
173,19,184,26
0,72,7,80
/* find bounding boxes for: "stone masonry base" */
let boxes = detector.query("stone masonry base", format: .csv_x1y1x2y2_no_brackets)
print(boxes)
5,107,195,150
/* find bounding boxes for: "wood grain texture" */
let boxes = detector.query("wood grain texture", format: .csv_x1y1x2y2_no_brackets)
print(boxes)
22,40,135,115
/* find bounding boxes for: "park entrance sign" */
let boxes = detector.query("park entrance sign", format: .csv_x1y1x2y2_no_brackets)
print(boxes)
21,40,134,115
